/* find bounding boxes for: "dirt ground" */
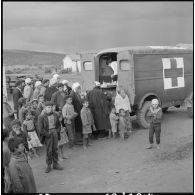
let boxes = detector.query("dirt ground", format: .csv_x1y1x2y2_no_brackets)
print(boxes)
26,106,193,193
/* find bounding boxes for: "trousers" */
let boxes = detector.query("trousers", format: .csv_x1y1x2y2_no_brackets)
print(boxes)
45,131,58,165
149,123,161,144
65,123,75,147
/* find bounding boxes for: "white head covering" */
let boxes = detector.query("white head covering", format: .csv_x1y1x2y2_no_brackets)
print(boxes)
151,99,159,105
94,81,100,86
50,77,57,86
25,78,31,84
72,82,80,92
35,81,42,88
53,74,60,79
62,80,69,85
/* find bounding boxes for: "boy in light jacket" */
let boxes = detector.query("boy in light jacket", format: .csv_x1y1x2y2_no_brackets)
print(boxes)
146,99,163,149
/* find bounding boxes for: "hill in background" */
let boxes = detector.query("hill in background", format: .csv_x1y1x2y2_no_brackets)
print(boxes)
3,49,65,66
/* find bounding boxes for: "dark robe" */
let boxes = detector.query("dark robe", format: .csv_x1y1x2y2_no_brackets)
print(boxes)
44,85,58,101
13,87,23,116
87,86,111,130
70,91,83,133
51,91,67,111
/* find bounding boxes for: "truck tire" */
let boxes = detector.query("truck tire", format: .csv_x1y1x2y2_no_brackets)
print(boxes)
136,101,151,129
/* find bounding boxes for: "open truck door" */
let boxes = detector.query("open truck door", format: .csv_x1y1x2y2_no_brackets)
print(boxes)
117,51,135,105
80,53,96,92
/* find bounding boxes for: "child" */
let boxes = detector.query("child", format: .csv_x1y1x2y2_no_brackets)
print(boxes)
38,101,63,173
3,94,15,131
109,107,119,139
80,99,95,149
37,94,45,113
31,99,41,119
3,129,12,193
146,99,162,150
8,137,37,193
31,99,40,135
53,105,69,160
118,108,127,140
23,110,43,157
9,119,30,157
62,96,78,149
18,97,27,124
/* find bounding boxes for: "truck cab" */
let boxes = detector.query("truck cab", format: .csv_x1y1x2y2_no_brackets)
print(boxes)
80,46,193,128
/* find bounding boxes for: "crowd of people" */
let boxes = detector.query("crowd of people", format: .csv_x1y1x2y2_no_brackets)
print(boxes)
3,73,162,193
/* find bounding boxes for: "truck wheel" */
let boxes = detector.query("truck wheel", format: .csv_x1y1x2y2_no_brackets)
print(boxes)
136,101,151,129
162,107,168,113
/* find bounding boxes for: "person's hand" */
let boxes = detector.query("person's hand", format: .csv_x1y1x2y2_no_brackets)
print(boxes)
9,112,14,117
27,137,31,141
14,113,17,119
93,124,96,131
45,132,51,138
57,132,61,141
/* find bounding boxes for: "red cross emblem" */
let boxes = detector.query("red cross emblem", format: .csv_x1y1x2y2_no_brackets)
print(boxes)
164,58,183,87
162,57,185,89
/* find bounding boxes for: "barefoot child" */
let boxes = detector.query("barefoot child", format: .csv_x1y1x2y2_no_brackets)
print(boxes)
109,106,119,138
62,96,78,149
146,99,162,149
22,110,43,157
8,137,37,193
80,99,95,149
118,108,127,140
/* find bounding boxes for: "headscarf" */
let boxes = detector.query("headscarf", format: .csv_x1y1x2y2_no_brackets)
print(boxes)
72,82,80,92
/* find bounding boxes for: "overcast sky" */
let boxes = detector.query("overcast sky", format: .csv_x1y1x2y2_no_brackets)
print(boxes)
3,2,193,53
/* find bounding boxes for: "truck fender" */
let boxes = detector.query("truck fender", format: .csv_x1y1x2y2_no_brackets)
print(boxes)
138,93,160,109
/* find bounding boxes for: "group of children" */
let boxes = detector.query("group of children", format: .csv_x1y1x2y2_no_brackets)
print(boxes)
3,82,163,193
109,107,132,140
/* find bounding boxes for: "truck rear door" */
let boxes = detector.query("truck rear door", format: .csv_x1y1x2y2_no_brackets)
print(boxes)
117,51,135,105
80,53,96,92
162,54,190,103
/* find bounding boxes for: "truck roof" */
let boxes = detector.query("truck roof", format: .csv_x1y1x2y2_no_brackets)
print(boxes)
96,46,193,57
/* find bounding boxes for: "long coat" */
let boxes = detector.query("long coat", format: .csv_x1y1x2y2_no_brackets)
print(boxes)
87,86,111,130
80,107,94,134
70,91,83,133
13,87,23,116
51,91,67,111
44,85,58,102
8,153,37,193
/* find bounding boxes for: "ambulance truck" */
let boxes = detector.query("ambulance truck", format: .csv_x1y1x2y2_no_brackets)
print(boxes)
80,46,193,128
